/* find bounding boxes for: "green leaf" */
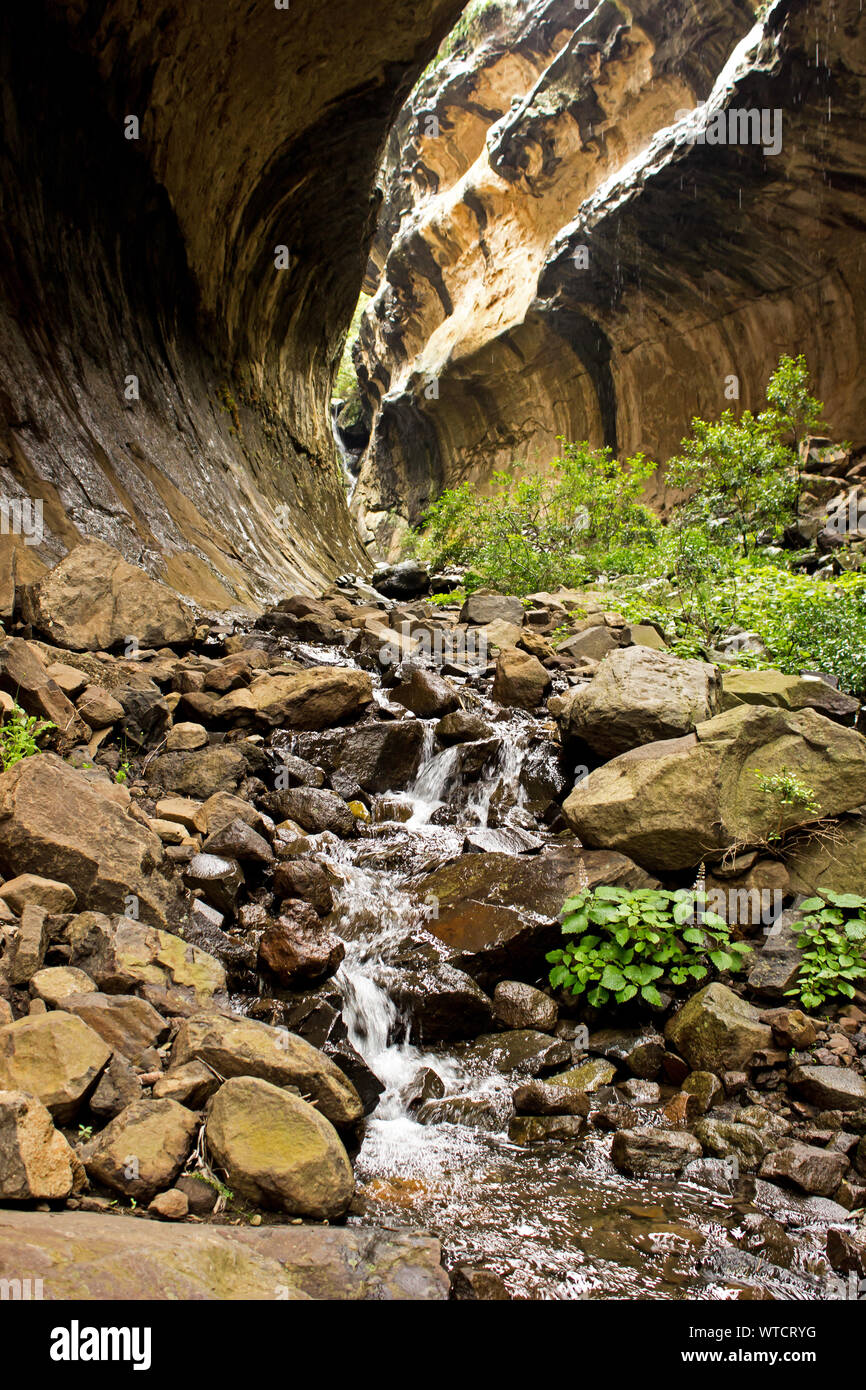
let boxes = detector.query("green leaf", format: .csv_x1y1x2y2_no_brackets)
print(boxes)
600,965,627,992
640,984,664,1007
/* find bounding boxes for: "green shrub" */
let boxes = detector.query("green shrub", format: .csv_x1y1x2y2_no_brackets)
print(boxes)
0,703,54,771
786,891,866,1010
547,882,751,1010
753,768,821,842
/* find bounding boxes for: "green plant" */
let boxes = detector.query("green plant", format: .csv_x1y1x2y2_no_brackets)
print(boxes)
76,1124,93,1142
547,882,751,1009
416,443,657,595
0,703,55,770
753,767,821,842
115,760,131,785
786,890,866,1010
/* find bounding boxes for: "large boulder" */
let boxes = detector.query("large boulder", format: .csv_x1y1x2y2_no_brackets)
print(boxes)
492,647,551,710
145,743,265,799
0,1012,111,1121
389,665,459,718
265,787,356,836
0,754,178,928
23,541,193,651
0,1090,80,1200
720,669,859,723
388,964,495,1042
459,595,524,627
785,818,866,897
563,705,866,872
664,983,773,1074
558,646,720,758
205,1077,354,1218
82,1098,199,1200
258,906,346,987
789,1065,866,1112
66,913,227,1014
293,720,427,795
611,1128,703,1177
170,1013,363,1127
413,846,655,983
57,992,169,1065
0,1209,449,1299
760,1142,849,1197
211,667,372,729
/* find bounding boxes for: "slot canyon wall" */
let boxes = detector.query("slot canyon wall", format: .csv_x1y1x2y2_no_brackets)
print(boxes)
0,0,465,609
353,0,866,554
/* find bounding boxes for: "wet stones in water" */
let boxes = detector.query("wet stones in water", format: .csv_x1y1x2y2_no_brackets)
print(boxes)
400,1067,446,1112
183,853,244,918
693,1117,775,1172
258,902,346,986
512,1080,590,1117
462,825,544,856
416,1094,503,1132
294,721,427,795
611,1128,703,1178
680,1070,724,1115
587,1027,665,1080
759,1141,850,1197
789,1064,866,1111
388,964,495,1043
493,981,557,1033
450,1266,512,1301
617,1079,661,1106
508,1114,589,1144
826,1226,866,1277
452,1030,571,1078
389,663,459,718
260,787,356,837
546,1058,617,1093
272,859,336,915
434,711,494,744
730,1213,795,1270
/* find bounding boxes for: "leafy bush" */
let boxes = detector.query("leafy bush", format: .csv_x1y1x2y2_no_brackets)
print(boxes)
0,703,54,771
547,883,751,1010
416,444,657,595
787,891,866,1010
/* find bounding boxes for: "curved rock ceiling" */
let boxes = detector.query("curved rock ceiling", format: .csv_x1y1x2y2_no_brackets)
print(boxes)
0,0,464,607
354,0,866,549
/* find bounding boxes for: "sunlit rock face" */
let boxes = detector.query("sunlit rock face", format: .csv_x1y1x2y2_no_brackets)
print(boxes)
0,0,464,606
354,0,866,552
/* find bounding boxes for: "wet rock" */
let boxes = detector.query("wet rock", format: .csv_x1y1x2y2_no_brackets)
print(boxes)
66,912,227,1014
492,647,551,709
732,1213,795,1269
272,860,335,916
58,992,168,1065
450,1266,512,1300
460,595,524,627
116,686,173,749
826,1226,866,1277
415,847,655,984
205,1076,354,1219
546,1058,617,1093
258,905,345,987
293,720,427,795
202,818,273,865
512,1080,589,1117
416,1094,503,1131
611,1128,703,1178
82,1098,199,1201
0,753,178,929
664,984,773,1074
0,1011,111,1121
389,964,495,1042
0,873,76,915
455,1030,571,1078
0,1089,80,1199
564,705,866,873
22,541,194,651
462,825,544,855
400,1068,446,1111
269,753,325,790
508,1114,588,1144
435,711,494,745
618,1079,661,1105
264,787,356,837
0,1209,449,1299
493,981,557,1032
681,1071,724,1115
693,1117,773,1171
170,1013,363,1127
789,1065,866,1112
183,853,244,918
558,647,719,758
390,664,459,718
759,1141,849,1197
587,1027,665,1080
322,1039,385,1117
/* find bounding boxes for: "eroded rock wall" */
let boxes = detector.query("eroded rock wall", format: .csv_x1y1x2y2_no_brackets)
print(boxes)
0,0,464,607
355,0,866,549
